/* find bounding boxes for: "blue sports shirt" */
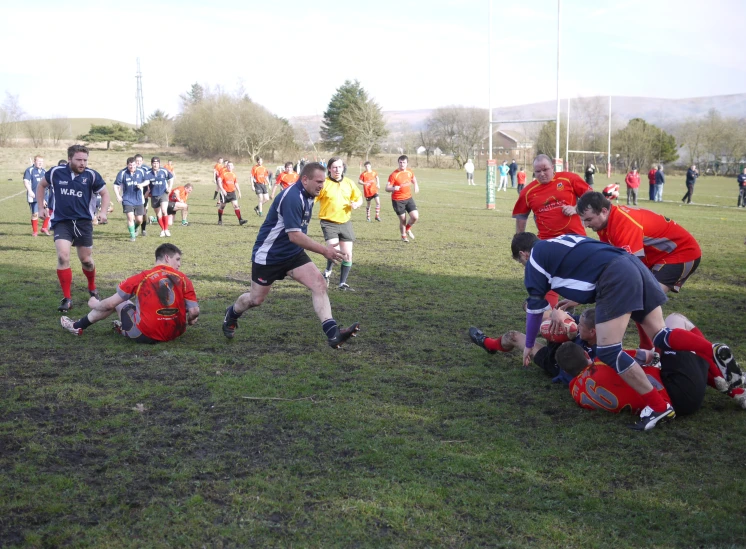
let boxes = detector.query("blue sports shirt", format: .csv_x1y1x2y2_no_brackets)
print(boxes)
252,181,315,265
24,166,46,203
145,168,173,197
114,168,147,206
44,165,106,226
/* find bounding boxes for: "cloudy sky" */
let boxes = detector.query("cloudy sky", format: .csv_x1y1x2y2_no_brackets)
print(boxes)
1,0,743,123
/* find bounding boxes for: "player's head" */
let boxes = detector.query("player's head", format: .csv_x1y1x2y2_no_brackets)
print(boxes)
576,192,611,232
532,154,554,184
364,161,371,171
33,155,44,168
327,157,344,181
218,157,224,163
126,157,136,172
67,145,89,174
691,164,696,169
284,161,293,171
398,155,408,169
226,161,234,172
184,183,194,193
578,308,596,344
657,165,663,171
256,156,262,165
300,162,326,197
57,160,67,166
555,341,592,378
511,232,538,265
151,156,160,169
155,243,182,269
134,154,144,164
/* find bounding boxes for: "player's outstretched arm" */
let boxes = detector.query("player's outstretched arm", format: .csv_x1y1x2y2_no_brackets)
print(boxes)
288,231,346,263
98,187,111,223
86,293,126,324
187,306,200,326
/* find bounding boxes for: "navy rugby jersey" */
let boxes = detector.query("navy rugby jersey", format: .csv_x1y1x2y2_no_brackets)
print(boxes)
44,165,106,226
252,180,315,265
114,168,147,206
145,167,173,197
524,234,627,314
24,166,46,202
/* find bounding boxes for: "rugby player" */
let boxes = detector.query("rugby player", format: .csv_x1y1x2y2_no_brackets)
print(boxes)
217,161,247,226
317,157,363,290
114,157,150,241
133,154,150,235
358,160,381,222
61,243,199,342
37,145,110,313
251,156,270,216
167,184,192,226
144,156,175,237
213,157,225,201
23,155,48,236
512,232,742,430
386,155,419,242
269,162,299,200
222,162,360,349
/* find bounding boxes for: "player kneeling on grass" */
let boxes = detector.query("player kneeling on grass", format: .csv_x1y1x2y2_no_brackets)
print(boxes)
61,244,199,343
222,162,360,349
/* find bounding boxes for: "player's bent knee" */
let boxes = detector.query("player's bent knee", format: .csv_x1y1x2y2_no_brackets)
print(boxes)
596,343,635,374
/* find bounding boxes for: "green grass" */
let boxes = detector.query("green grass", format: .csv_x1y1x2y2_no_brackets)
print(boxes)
1,147,745,548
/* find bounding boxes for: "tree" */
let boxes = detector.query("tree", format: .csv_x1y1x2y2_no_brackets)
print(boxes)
180,83,205,108
613,118,678,171
78,123,137,149
139,110,175,147
0,92,24,146
424,106,488,168
48,117,70,145
25,118,47,146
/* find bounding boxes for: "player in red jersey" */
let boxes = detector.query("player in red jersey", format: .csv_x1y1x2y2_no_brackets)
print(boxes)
576,192,701,293
251,156,270,216
213,157,225,201
512,154,591,239
167,183,193,226
358,161,381,222
269,162,299,199
386,155,419,242
217,161,247,226
60,243,199,342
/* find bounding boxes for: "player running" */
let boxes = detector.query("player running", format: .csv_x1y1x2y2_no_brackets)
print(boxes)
251,156,270,216
222,162,360,349
114,157,150,242
61,243,199,342
217,161,247,226
358,160,381,222
37,145,111,313
143,156,174,238
386,155,419,242
23,155,48,236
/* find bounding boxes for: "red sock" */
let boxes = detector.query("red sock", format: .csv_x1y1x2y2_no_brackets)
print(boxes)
642,388,668,413
31,219,38,233
667,328,713,363
57,268,73,299
690,326,704,338
158,217,165,230
636,322,654,350
82,268,96,291
42,216,50,230
405,224,411,231
484,337,506,352
235,209,241,219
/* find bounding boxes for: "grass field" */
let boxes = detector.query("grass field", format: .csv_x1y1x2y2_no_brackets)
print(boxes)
1,147,745,548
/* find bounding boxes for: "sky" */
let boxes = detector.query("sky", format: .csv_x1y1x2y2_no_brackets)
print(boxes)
1,0,744,124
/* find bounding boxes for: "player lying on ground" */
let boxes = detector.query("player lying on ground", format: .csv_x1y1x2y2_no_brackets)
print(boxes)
61,244,199,343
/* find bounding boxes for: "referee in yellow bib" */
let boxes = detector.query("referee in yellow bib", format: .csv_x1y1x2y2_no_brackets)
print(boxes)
316,157,363,291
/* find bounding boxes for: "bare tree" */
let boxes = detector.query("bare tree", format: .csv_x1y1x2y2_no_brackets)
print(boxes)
426,106,488,168
338,98,389,160
0,93,24,146
25,118,47,147
48,117,70,145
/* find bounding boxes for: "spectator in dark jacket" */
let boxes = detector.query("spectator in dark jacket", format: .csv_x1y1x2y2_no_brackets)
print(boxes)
509,159,518,188
648,165,657,201
654,165,665,202
682,164,699,204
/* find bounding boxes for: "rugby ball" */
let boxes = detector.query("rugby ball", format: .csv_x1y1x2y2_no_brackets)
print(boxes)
540,317,578,343
602,183,620,200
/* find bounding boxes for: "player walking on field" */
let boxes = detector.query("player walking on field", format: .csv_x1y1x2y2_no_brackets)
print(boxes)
213,157,225,201
251,156,270,216
23,155,48,236
386,155,419,243
114,157,150,242
318,157,363,291
358,161,381,221
61,243,199,342
133,154,151,235
37,145,111,313
144,156,174,238
217,161,248,226
269,162,299,200
222,162,360,349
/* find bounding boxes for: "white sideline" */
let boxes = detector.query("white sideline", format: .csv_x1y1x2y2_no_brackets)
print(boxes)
0,190,25,203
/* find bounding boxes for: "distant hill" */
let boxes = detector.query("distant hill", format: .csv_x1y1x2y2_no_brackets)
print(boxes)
291,93,746,140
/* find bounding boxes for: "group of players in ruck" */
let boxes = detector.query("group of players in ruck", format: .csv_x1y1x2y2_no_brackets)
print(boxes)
23,145,743,431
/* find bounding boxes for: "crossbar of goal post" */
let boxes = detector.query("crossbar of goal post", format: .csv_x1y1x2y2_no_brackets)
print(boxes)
485,118,556,209
567,150,607,178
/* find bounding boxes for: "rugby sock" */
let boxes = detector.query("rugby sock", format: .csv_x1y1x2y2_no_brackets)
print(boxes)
375,204,380,219
642,387,669,413
82,268,96,291
634,349,655,365
544,290,560,309
128,224,136,238
484,336,505,353
141,218,147,232
636,322,654,350
405,224,411,232
159,216,167,230
57,268,72,299
73,314,93,331
366,205,371,220
339,261,352,285
235,209,242,220
226,305,242,321
322,318,339,340
690,326,705,338
134,222,140,232
654,327,715,364
326,259,334,273
42,216,50,231
31,219,38,233
218,209,223,221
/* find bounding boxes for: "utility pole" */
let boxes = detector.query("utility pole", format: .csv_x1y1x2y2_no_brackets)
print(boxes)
135,58,145,128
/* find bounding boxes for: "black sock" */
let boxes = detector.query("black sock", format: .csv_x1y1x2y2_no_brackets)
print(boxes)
73,314,93,330
340,264,351,285
226,305,242,322
322,318,338,339
325,260,333,272
141,218,147,230
218,211,223,221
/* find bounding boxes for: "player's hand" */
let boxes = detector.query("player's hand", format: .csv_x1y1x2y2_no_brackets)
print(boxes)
323,244,346,263
27,192,35,202
394,186,400,191
99,212,108,224
549,308,570,335
117,196,123,203
557,299,579,311
523,345,537,367
39,207,48,220
562,205,577,216
350,201,360,210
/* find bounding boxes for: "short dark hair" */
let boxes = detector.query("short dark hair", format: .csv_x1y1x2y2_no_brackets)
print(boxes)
555,342,589,377
575,192,610,216
57,160,67,166
511,232,538,260
300,162,325,179
134,154,143,160
255,156,261,162
126,156,136,165
151,156,160,163
579,308,596,329
284,161,293,168
67,144,89,159
398,155,408,162
155,243,181,261
363,161,371,166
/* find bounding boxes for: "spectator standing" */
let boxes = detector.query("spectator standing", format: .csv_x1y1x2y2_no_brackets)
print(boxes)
654,165,665,202
509,159,518,188
681,165,699,204
625,168,640,205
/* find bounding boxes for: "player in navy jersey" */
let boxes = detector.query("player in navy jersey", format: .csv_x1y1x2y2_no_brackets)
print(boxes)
222,162,361,349
23,155,47,236
134,154,149,235
144,156,174,237
37,145,111,313
511,232,743,430
114,157,150,241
